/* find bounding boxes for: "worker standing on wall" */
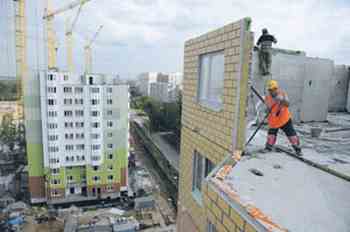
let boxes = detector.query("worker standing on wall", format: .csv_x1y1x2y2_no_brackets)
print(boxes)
257,28,277,75
263,80,302,155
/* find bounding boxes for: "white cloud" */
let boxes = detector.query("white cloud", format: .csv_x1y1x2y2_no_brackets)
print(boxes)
1,0,349,77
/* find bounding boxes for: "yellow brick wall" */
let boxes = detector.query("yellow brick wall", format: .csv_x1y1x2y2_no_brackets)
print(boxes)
177,18,252,232
203,183,258,232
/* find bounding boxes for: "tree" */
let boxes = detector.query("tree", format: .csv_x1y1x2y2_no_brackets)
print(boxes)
0,113,17,151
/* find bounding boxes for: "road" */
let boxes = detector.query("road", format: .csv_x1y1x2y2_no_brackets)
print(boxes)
151,132,180,172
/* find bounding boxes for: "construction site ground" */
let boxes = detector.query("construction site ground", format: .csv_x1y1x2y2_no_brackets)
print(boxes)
131,132,177,231
9,133,177,232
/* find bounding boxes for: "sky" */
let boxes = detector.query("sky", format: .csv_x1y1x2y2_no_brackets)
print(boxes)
0,0,349,79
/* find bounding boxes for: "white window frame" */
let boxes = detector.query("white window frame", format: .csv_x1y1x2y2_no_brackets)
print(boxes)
198,51,225,111
192,151,215,202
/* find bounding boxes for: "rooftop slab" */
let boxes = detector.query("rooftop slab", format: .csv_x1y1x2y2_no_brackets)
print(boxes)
215,151,350,232
209,113,350,231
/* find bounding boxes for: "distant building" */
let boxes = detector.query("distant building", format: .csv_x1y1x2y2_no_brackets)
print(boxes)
136,72,158,96
145,72,182,103
24,71,129,204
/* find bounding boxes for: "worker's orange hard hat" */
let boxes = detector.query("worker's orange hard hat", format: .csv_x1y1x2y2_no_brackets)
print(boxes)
267,80,278,90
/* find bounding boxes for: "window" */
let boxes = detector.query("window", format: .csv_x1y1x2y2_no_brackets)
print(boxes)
107,144,113,149
192,151,215,195
48,74,55,81
108,165,113,170
64,98,73,105
89,77,94,85
91,99,99,105
92,144,100,150
65,145,74,151
76,144,85,150
75,110,84,117
51,168,60,175
63,87,72,93
91,87,100,93
48,123,58,129
51,179,60,185
91,156,100,161
107,132,113,138
107,87,112,93
75,87,83,93
107,110,113,116
48,111,57,117
91,111,100,117
91,122,100,128
48,146,59,152
49,158,59,164
108,175,114,181
108,153,113,160
76,133,84,139
64,111,73,117
75,122,84,128
67,175,73,181
205,158,215,177
48,87,56,93
93,166,99,171
207,221,217,232
65,133,74,139
93,176,100,182
91,133,100,139
107,121,113,127
75,98,84,104
107,99,113,104
51,190,59,197
198,51,224,110
48,99,56,105
64,122,74,128
106,185,113,192
48,135,58,141
64,75,69,81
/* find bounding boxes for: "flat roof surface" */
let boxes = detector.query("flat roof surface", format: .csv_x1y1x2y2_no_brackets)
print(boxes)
222,151,350,232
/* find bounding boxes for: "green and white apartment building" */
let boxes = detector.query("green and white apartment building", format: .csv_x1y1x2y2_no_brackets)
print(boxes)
24,70,129,204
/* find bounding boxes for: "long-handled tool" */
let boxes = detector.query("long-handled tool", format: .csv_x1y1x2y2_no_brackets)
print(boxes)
245,86,271,147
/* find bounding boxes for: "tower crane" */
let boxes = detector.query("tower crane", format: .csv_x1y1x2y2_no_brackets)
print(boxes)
13,0,27,121
85,25,103,74
43,0,91,69
65,2,86,72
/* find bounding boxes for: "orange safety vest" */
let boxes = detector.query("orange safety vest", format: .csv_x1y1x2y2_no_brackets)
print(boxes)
265,90,291,128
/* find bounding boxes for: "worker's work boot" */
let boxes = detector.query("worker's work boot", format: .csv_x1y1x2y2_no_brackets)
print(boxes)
293,145,303,156
261,144,273,153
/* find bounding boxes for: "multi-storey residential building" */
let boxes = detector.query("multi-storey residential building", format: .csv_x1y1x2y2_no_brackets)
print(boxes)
24,71,129,204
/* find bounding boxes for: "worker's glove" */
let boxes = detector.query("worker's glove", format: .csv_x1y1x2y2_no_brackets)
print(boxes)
275,95,284,102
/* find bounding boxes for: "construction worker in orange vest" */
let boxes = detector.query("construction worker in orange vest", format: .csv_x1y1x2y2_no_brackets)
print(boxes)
264,80,302,155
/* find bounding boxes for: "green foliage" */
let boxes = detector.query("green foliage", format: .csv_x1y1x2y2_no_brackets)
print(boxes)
0,113,25,151
0,81,17,101
131,93,182,138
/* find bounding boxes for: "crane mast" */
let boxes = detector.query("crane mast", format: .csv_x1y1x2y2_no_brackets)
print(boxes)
65,3,85,72
13,0,27,121
85,25,103,74
43,0,91,69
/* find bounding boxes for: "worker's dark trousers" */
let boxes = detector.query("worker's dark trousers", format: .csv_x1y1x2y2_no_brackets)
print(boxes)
258,49,272,75
266,119,301,152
